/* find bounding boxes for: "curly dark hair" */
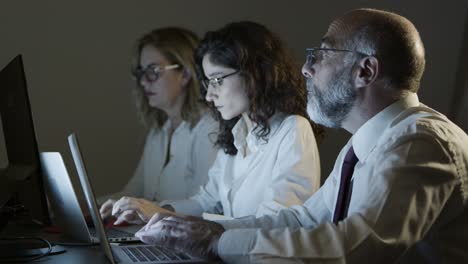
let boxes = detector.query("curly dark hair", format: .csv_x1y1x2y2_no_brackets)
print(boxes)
195,21,324,155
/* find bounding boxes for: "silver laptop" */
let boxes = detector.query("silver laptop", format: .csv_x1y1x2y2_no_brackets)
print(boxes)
40,152,139,244
68,133,203,263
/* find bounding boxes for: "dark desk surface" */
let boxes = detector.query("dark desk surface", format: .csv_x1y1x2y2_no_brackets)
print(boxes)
1,221,111,263
23,245,108,264
1,222,217,264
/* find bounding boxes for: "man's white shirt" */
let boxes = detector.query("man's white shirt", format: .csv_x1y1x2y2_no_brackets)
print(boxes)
217,93,468,263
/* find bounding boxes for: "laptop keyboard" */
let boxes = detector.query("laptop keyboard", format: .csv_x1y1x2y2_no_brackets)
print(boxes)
89,227,133,238
122,245,192,262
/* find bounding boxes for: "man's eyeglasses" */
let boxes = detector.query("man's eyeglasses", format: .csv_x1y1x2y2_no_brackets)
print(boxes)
305,47,371,69
132,64,180,83
201,70,239,90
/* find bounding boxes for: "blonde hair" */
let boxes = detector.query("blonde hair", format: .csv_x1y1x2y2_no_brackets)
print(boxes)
131,27,205,129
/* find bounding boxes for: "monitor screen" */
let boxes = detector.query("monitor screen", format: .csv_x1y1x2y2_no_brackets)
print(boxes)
0,55,49,227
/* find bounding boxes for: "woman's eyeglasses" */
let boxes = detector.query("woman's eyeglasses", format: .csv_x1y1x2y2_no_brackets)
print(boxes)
201,70,239,90
132,64,180,83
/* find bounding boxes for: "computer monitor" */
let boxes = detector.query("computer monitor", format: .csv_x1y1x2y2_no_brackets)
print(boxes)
0,55,50,228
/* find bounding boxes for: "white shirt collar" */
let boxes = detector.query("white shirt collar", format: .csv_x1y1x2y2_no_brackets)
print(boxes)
232,121,246,151
352,93,420,161
162,119,189,134
231,113,286,154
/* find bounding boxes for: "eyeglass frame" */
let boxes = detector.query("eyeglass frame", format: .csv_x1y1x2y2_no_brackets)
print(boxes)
305,47,371,70
132,64,180,83
201,70,240,91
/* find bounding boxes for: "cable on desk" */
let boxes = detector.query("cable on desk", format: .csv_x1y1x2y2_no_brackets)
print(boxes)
0,236,52,263
53,241,94,246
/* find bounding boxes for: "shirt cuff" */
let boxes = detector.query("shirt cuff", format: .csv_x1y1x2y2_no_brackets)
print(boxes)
215,215,260,230
218,228,257,261
160,199,204,216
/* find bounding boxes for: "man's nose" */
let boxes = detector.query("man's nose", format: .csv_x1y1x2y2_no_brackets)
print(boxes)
301,63,315,79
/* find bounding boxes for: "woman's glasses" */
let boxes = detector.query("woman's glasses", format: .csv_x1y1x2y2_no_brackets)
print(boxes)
132,64,180,83
201,70,239,90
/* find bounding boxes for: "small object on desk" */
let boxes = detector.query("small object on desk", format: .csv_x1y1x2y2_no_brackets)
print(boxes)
47,245,67,255
0,237,66,261
0,244,66,257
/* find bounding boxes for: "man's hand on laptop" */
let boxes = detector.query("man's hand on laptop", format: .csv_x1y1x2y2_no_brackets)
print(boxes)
111,196,175,225
135,213,225,261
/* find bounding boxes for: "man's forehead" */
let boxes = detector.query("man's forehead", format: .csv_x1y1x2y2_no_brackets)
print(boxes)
320,36,335,48
321,18,353,48
322,19,344,47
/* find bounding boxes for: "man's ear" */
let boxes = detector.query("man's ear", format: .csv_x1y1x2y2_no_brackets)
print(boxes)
354,56,379,88
181,68,192,87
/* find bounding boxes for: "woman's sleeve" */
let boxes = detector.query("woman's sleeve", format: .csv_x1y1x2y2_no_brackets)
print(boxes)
255,116,321,217
185,115,219,197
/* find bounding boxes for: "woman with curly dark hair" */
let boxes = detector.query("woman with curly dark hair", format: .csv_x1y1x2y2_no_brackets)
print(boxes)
112,21,322,223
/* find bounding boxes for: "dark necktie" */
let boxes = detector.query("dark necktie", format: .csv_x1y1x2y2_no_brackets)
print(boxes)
333,146,359,224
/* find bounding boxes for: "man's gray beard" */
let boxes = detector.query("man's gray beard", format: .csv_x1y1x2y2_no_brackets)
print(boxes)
306,67,356,128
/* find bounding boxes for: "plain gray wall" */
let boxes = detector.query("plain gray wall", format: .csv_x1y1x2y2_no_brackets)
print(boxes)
450,7,468,131
0,0,467,198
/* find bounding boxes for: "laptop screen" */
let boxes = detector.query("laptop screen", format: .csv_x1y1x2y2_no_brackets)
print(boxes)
68,133,117,264
0,55,49,226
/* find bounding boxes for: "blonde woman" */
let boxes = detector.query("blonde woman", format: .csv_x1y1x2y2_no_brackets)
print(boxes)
99,27,218,222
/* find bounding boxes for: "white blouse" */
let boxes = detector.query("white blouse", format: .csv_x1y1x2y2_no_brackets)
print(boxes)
98,113,218,203
164,113,321,219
